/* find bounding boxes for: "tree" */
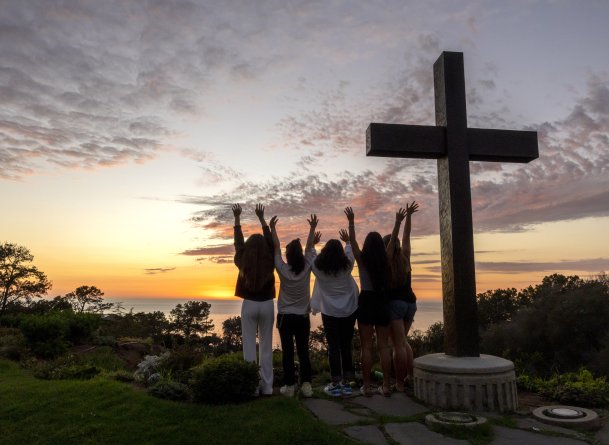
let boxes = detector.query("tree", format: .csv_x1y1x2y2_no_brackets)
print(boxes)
64,285,113,313
170,301,214,342
0,242,52,317
222,316,242,352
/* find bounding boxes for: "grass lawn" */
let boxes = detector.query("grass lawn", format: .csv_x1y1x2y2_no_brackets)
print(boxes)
0,360,354,445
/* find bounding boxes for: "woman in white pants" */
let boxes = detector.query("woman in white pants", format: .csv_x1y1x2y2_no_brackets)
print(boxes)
232,203,276,396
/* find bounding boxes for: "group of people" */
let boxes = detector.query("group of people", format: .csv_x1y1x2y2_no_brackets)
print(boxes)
231,202,418,398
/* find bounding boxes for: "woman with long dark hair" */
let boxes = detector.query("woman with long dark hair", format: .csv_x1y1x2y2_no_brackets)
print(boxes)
384,201,418,391
308,215,359,397
344,207,392,396
269,215,320,398
232,203,276,396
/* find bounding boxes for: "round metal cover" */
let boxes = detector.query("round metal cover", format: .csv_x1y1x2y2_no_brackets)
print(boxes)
544,408,586,419
435,412,477,423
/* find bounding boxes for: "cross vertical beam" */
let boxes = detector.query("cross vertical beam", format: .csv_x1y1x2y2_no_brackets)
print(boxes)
434,52,479,356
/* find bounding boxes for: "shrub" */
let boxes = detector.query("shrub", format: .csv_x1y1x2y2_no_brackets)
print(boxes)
34,354,101,380
110,369,135,382
79,346,127,372
481,274,609,376
160,348,205,384
517,368,609,408
149,381,192,401
134,351,170,385
0,328,27,360
66,312,101,344
19,313,69,358
191,354,259,404
410,321,444,358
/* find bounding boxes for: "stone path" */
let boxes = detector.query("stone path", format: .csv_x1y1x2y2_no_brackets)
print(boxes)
301,392,609,445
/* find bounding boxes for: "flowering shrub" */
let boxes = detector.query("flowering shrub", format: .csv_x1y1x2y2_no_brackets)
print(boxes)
134,351,170,385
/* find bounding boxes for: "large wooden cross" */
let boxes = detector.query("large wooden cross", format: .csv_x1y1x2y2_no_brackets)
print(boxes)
367,52,538,357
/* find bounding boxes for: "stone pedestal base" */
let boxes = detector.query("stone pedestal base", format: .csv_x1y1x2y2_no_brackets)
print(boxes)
413,353,517,412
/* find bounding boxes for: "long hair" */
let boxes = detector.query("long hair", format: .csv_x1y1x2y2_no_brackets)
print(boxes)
314,239,351,276
240,234,274,292
361,232,389,291
383,234,409,288
285,238,305,275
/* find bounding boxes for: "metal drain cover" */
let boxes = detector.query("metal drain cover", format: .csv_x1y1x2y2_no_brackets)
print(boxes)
545,408,585,419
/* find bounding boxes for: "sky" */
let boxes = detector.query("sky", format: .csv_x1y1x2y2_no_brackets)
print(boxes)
1,0,608,301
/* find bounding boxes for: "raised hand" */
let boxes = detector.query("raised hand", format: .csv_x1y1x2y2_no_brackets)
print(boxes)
344,206,355,224
255,203,265,219
307,214,319,228
406,201,419,216
232,203,242,217
339,229,349,243
314,231,322,245
269,215,278,230
396,207,407,223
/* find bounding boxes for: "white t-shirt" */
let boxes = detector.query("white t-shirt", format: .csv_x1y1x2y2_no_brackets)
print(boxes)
274,252,313,315
307,245,359,318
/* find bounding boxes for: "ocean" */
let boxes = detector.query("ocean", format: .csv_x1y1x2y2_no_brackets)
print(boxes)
109,298,443,347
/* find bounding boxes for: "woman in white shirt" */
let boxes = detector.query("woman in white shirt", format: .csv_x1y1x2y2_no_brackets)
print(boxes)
269,215,320,398
307,215,359,397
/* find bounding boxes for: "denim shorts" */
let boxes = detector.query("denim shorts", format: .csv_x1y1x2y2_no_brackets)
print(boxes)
389,300,417,323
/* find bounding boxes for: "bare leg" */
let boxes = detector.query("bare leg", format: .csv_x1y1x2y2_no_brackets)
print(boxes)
390,319,408,390
358,322,374,390
376,324,392,394
404,320,414,381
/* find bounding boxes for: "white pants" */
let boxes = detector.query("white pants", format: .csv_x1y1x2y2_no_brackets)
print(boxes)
241,299,275,394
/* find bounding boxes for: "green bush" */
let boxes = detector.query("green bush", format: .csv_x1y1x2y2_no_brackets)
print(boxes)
517,368,609,408
0,328,27,360
481,274,609,376
78,346,127,372
149,381,192,401
34,355,100,380
66,313,101,344
110,369,135,382
160,348,205,384
191,354,259,404
19,313,70,358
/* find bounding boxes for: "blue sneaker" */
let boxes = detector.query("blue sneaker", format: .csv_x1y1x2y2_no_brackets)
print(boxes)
341,383,353,396
323,382,342,397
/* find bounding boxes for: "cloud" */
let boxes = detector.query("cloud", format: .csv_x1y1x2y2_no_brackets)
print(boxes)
0,0,284,180
180,244,234,256
476,258,609,274
144,267,176,275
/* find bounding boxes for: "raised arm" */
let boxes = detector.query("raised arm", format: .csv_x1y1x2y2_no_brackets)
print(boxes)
255,203,274,251
402,201,418,258
232,204,245,266
269,216,281,256
305,214,319,251
255,203,268,228
387,207,407,255
344,207,361,261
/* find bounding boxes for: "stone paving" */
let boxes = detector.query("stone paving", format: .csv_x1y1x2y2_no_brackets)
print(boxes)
301,391,609,445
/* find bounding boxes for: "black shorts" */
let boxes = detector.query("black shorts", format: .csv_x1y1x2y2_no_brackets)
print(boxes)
357,290,390,326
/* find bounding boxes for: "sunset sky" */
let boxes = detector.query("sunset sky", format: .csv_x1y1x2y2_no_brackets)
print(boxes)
1,0,608,302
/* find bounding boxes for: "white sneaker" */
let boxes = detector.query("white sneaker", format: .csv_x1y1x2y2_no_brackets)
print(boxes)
300,382,313,398
280,385,295,397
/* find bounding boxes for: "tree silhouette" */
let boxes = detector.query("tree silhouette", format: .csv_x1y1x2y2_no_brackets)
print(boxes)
0,242,51,316
170,301,214,342
64,285,113,313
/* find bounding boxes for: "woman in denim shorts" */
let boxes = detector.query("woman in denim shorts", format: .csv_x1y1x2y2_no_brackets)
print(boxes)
384,201,418,391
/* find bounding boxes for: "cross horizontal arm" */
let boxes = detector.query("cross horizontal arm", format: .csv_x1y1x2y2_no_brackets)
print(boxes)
366,123,445,158
467,128,538,163
366,123,538,163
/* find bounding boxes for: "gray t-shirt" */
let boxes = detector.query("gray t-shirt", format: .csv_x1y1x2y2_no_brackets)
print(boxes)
274,251,314,315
